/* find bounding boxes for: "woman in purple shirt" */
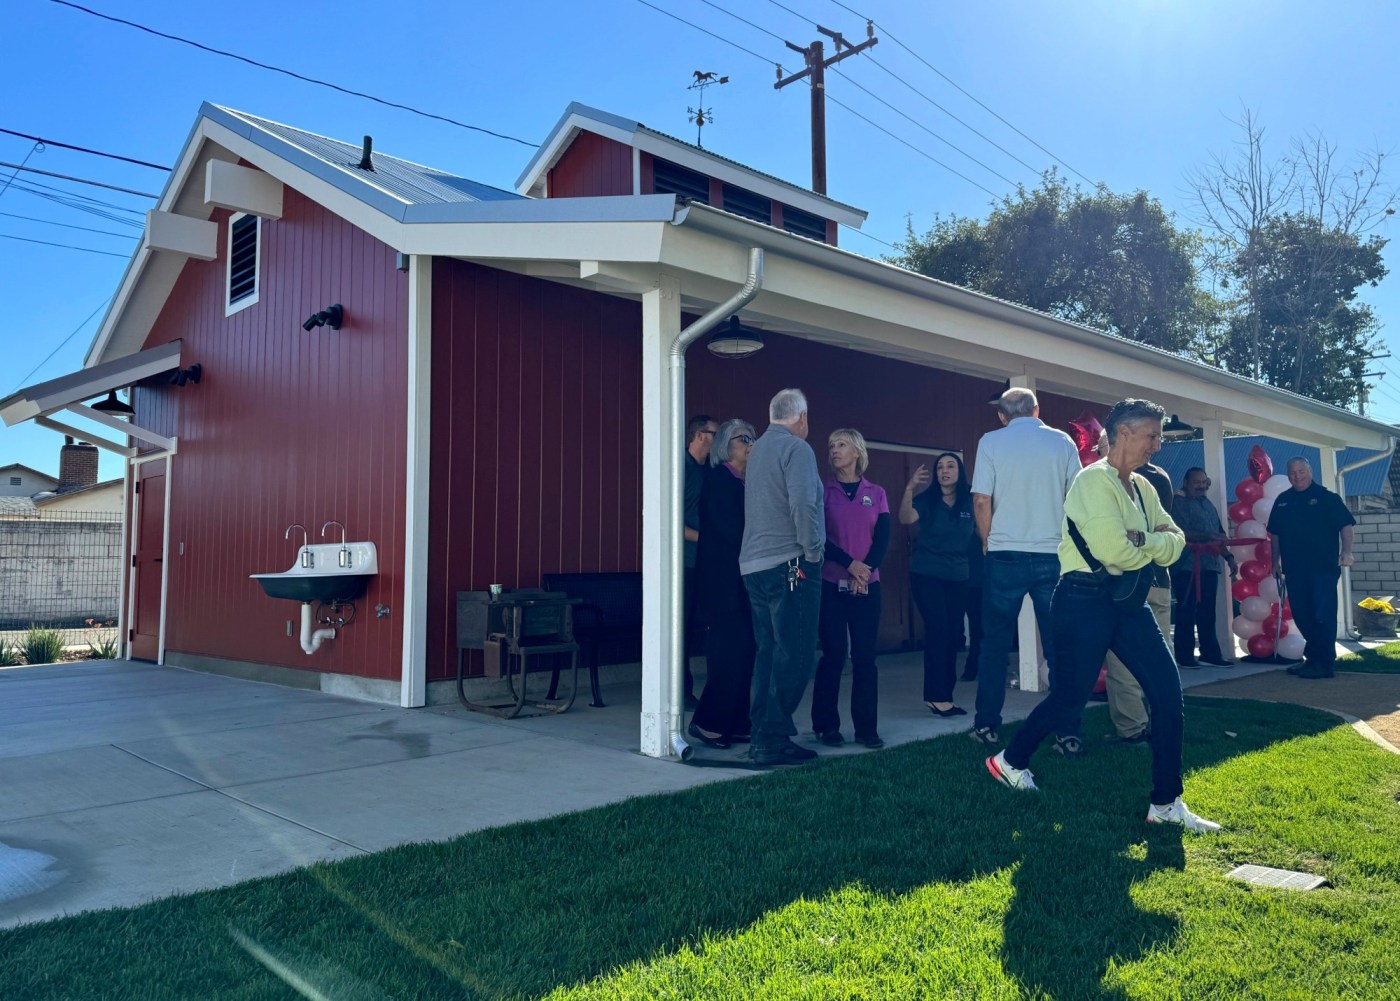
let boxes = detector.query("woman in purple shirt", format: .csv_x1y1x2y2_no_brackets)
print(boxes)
811,428,891,749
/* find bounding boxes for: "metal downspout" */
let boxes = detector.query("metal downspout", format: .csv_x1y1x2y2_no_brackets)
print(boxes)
1336,437,1397,638
667,247,765,759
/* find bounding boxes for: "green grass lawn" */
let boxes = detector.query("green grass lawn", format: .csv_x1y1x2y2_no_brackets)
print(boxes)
4,699,1400,1000
1338,639,1400,673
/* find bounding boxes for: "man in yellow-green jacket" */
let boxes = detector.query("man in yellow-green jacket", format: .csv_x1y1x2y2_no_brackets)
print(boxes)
985,399,1223,833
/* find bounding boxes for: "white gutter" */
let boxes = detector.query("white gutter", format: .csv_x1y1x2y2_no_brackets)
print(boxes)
1336,438,1396,638
666,247,764,761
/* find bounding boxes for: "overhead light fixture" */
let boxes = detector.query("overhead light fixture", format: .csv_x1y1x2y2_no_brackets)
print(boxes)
302,304,344,331
706,315,765,358
1163,414,1197,438
169,364,202,388
90,390,134,419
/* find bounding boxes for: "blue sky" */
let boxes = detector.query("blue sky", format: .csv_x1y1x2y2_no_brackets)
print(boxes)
4,0,1399,482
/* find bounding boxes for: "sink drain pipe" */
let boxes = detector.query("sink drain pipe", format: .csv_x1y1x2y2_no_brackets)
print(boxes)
667,247,764,760
299,601,336,654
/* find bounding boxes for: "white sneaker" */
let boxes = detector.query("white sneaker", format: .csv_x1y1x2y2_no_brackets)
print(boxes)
1146,797,1222,833
986,751,1037,791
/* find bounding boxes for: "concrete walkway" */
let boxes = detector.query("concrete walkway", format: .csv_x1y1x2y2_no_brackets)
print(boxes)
0,652,1289,929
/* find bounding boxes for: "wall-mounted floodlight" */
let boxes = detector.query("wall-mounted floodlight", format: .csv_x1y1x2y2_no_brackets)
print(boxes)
302,304,344,331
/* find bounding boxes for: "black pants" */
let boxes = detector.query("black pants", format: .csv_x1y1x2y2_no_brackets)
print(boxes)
683,566,702,697
1171,570,1224,663
1286,568,1341,671
811,581,882,738
745,559,821,748
910,573,967,702
693,599,756,737
963,585,983,678
1005,573,1185,805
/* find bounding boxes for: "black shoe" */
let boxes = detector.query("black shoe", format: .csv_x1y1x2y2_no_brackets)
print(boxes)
750,740,819,766
1176,658,1200,669
687,722,731,749
1199,656,1235,667
1052,735,1083,759
1286,665,1304,675
1294,665,1335,679
726,732,752,744
856,733,885,749
927,703,968,718
1115,730,1151,745
968,726,1000,745
817,730,845,747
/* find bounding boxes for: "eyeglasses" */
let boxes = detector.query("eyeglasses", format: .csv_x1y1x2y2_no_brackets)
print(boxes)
735,434,754,444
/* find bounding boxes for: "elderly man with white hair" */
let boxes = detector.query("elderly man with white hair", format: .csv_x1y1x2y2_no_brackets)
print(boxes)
739,388,826,766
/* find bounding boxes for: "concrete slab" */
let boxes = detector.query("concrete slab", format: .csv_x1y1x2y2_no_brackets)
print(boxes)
0,744,205,823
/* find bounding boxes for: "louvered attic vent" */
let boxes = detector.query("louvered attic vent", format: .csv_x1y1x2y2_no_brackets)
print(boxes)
782,204,827,242
652,158,711,203
721,184,771,226
227,214,259,307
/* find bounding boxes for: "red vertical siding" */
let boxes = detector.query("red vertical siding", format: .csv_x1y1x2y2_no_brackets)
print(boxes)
425,260,643,680
547,132,634,197
639,152,655,195
136,186,409,681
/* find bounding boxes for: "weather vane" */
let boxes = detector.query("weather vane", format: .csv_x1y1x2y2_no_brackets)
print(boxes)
687,70,729,147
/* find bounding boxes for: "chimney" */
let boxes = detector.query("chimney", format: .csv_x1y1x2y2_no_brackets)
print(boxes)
58,439,99,492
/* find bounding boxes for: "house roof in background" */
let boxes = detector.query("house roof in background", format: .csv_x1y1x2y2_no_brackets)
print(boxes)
0,463,56,483
1157,435,1393,496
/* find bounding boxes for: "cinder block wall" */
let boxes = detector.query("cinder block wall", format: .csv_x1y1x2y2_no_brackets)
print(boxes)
0,519,122,628
1349,511,1400,601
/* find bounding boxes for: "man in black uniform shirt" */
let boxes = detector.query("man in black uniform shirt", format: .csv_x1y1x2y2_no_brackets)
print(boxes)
1266,457,1355,679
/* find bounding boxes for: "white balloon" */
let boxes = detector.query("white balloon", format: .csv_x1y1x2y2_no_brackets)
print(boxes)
1262,474,1291,499
1252,497,1275,524
1277,631,1306,661
1232,615,1264,639
1237,519,1267,540
1241,596,1272,621
1257,576,1280,603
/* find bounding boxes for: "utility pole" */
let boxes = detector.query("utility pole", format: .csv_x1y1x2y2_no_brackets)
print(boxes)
1359,352,1391,416
774,21,877,195
687,70,729,148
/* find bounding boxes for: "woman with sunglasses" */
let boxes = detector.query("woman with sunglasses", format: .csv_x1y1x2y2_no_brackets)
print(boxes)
690,419,759,748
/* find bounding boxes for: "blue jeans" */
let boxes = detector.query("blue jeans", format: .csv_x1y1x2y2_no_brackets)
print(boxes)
1005,572,1186,805
974,550,1062,732
744,559,822,747
1285,568,1340,671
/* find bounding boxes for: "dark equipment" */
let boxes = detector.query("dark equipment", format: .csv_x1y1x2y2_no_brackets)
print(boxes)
455,589,580,718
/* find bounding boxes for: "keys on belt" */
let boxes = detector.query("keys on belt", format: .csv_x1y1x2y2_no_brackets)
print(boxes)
787,559,806,592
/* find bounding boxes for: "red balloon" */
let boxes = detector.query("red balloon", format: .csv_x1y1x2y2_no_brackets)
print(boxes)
1240,560,1270,583
1253,542,1272,563
1093,665,1108,694
1247,633,1275,658
1227,500,1255,525
1248,444,1274,484
1068,411,1105,468
1232,579,1259,601
1280,600,1292,621
1235,479,1264,504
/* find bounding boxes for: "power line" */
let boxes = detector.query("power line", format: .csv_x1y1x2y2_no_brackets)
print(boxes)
7,179,147,226
11,298,113,392
695,0,785,42
0,210,140,239
0,142,42,201
824,0,1096,185
0,161,158,198
48,0,539,149
0,128,171,171
0,232,132,258
8,176,146,215
839,222,898,251
635,0,784,67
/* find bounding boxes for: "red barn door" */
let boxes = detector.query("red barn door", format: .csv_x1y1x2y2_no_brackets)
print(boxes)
130,461,166,662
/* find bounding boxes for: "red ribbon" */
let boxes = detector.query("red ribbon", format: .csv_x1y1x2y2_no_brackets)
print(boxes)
1185,541,1227,602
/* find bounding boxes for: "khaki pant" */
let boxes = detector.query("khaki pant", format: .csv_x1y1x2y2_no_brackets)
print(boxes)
1104,585,1170,738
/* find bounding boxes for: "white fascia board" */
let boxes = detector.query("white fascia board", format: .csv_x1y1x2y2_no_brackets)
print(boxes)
143,210,218,260
204,160,284,218
630,132,867,229
399,220,668,262
653,221,1392,449
1,340,182,427
515,107,639,196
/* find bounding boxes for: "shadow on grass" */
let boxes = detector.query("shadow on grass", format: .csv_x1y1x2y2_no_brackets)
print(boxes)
0,699,1338,1000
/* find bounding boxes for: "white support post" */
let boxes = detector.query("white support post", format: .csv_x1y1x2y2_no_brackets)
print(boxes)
1200,419,1232,657
400,255,432,708
1318,445,1347,641
639,274,681,757
1006,373,1046,692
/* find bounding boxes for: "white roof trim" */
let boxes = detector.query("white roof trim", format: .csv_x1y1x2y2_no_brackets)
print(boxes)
2,339,182,426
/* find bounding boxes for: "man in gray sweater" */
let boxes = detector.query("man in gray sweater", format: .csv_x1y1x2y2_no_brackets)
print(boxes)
740,388,826,765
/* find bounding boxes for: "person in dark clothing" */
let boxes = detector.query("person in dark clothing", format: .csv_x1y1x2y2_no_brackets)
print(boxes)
900,451,974,717
690,419,758,748
1267,457,1356,679
812,428,891,748
683,414,719,707
961,532,985,681
1170,467,1236,668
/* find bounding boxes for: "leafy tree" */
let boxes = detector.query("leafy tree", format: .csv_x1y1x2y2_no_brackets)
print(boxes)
894,172,1211,353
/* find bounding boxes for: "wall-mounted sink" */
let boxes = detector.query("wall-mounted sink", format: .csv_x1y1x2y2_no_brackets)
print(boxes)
251,542,378,603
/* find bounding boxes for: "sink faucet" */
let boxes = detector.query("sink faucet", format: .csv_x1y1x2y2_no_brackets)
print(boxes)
322,520,349,567
286,523,312,568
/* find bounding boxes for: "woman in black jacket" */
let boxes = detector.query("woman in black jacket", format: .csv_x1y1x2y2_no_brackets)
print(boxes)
690,419,757,747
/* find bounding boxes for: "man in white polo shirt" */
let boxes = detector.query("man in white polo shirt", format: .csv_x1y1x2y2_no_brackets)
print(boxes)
969,387,1081,750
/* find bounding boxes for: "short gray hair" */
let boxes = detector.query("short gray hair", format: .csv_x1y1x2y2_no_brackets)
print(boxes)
1286,456,1311,472
769,388,808,423
995,387,1038,419
711,419,756,466
1104,399,1166,444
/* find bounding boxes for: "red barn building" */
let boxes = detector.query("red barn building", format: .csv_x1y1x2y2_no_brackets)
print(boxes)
3,102,1391,757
